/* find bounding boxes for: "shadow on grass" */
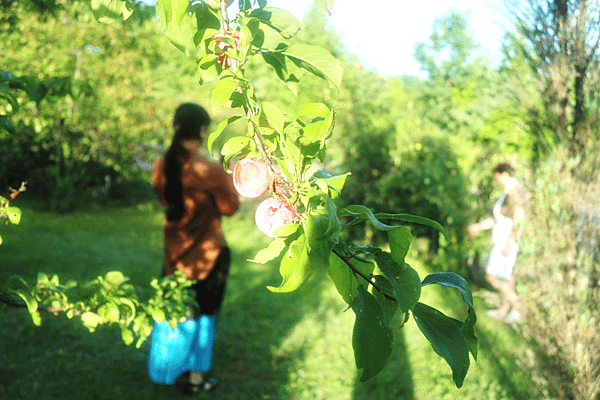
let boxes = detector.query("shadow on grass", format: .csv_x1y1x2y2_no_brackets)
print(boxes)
0,205,339,399
474,319,542,399
351,328,414,400
210,212,347,399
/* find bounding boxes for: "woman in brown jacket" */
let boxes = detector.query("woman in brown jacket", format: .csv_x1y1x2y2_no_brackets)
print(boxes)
150,103,239,394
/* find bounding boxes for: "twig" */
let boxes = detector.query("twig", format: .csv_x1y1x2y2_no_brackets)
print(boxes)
220,0,233,31
0,291,83,316
8,182,27,201
249,121,273,167
332,249,397,302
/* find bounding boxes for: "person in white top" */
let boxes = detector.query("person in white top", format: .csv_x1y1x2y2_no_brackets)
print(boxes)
468,163,527,323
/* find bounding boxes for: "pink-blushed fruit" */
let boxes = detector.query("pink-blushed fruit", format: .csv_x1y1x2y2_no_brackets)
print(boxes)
233,158,270,198
255,198,295,237
213,32,240,68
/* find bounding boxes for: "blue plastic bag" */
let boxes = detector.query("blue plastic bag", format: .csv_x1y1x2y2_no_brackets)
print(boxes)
148,315,218,385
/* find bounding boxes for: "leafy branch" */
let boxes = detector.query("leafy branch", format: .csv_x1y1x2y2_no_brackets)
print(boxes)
0,270,196,349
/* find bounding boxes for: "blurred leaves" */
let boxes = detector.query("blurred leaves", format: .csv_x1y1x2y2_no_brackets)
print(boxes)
1,269,194,348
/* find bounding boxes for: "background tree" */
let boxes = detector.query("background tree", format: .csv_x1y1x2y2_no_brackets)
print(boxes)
506,0,600,163
0,0,203,210
500,2,600,398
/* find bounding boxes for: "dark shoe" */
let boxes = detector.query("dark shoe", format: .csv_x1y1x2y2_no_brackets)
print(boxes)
184,377,218,395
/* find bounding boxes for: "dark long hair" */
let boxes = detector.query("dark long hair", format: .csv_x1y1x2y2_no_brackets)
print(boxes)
493,163,515,177
164,103,211,221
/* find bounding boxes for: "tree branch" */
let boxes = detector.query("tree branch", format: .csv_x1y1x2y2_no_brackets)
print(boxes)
332,249,397,302
0,291,83,316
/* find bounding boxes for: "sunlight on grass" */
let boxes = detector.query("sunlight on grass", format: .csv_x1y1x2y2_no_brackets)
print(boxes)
273,281,357,400
0,203,543,399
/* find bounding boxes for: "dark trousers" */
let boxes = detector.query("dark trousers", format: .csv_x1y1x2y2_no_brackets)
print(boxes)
163,247,231,317
190,246,231,317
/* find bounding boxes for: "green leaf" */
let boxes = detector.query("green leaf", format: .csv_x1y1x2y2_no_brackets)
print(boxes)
305,204,338,268
0,88,19,110
279,135,301,177
340,205,395,230
352,285,394,382
412,302,471,388
98,302,120,322
91,0,131,23
371,275,401,326
14,291,38,318
81,312,105,332
5,206,21,225
156,0,188,27
294,102,330,120
193,4,221,49
211,76,239,107
155,0,203,60
250,7,301,39
310,170,349,199
374,212,449,240
340,205,413,264
327,251,358,305
117,297,137,324
250,237,287,264
104,271,128,287
220,136,250,157
373,252,421,313
267,234,312,293
261,102,287,135
197,54,219,84
272,222,300,237
238,14,260,62
460,308,479,361
150,308,166,324
300,107,335,144
422,272,478,360
387,226,412,264
282,44,343,88
1,115,16,134
207,116,243,157
261,49,303,83
421,273,474,308
121,328,134,346
314,0,337,14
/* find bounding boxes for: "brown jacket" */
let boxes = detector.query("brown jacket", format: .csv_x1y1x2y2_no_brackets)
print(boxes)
152,151,239,281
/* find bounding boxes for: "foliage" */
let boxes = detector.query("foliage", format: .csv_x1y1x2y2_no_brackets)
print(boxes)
1,184,195,349
1,268,195,348
378,136,470,255
518,147,600,400
0,0,200,210
506,0,600,162
1,0,479,388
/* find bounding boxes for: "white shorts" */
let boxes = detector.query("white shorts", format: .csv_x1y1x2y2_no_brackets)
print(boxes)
486,242,518,280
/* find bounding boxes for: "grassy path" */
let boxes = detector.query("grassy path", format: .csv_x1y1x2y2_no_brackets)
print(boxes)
0,203,542,399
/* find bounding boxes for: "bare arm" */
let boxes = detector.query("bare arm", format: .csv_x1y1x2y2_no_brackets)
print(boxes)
468,217,495,238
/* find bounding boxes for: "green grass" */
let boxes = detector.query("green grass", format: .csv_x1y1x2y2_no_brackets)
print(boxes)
0,201,544,399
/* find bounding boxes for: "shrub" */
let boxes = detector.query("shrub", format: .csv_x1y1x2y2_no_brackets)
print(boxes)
519,147,600,400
